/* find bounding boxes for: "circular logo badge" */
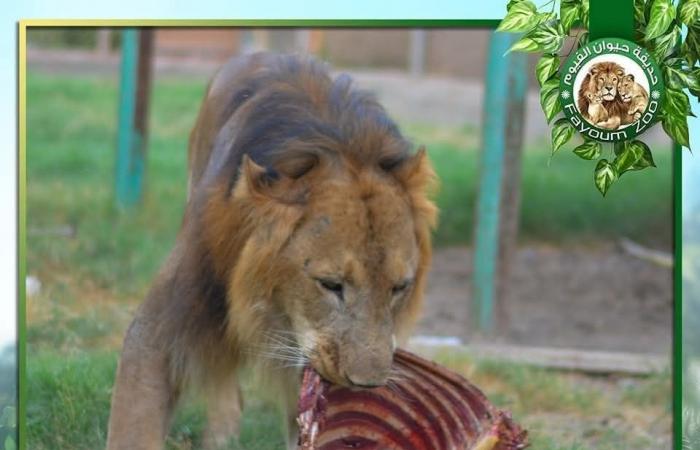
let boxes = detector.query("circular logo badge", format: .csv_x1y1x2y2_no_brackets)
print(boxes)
559,38,664,142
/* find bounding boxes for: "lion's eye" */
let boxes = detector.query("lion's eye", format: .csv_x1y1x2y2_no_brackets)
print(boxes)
392,279,413,295
317,279,344,301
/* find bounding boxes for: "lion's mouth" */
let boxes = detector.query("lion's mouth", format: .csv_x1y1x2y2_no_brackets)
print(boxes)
621,95,632,102
602,93,615,101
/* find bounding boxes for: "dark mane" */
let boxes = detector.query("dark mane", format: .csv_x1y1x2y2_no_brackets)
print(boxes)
577,73,592,117
203,54,411,192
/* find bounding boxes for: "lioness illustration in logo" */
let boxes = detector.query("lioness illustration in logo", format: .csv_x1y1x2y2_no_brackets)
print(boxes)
618,73,649,121
577,61,647,130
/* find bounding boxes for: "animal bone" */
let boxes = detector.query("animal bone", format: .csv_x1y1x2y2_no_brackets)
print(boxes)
297,349,528,449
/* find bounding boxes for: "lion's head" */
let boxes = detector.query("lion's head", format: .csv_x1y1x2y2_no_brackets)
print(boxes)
198,55,437,388
577,61,626,120
589,62,624,101
618,74,636,103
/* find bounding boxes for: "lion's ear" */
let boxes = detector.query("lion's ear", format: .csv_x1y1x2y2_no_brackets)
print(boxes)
240,154,272,198
393,147,437,194
627,74,634,81
616,69,625,76
590,67,599,75
238,154,309,204
393,147,438,230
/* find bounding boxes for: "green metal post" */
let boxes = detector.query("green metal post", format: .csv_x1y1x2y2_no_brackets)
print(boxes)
472,32,526,333
115,28,153,208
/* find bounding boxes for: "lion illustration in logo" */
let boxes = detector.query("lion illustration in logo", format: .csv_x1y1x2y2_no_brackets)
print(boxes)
577,61,647,130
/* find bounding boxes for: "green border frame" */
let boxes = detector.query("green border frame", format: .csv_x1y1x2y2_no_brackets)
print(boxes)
17,21,26,450
675,142,682,450
16,18,681,450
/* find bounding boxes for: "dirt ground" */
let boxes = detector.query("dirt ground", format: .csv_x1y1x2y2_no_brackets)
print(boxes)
418,244,673,355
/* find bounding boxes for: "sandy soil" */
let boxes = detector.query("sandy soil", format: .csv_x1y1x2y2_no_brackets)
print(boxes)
417,244,672,355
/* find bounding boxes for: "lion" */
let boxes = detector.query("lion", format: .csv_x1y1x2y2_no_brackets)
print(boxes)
584,90,609,126
105,53,438,450
577,61,627,130
618,73,649,121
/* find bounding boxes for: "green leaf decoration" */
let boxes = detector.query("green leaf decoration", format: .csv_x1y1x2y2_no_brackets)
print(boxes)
613,141,644,174
536,54,559,85
680,0,700,25
560,0,582,33
581,0,590,27
572,140,602,160
688,68,700,97
594,159,618,196
528,22,565,53
665,65,700,94
498,0,538,32
652,25,681,61
662,112,691,148
507,0,525,9
629,140,657,170
507,36,540,53
4,436,16,450
536,11,558,25
684,26,700,66
634,0,648,26
540,78,562,123
665,87,694,117
645,0,676,41
551,118,575,154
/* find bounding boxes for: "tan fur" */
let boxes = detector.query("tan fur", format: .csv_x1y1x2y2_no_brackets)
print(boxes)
106,53,437,450
618,73,649,121
577,61,626,130
585,91,609,125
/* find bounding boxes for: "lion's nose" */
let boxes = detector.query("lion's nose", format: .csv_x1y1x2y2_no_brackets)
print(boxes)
344,353,391,388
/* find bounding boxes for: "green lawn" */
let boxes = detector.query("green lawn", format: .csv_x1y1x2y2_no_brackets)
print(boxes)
26,71,672,450
26,350,670,450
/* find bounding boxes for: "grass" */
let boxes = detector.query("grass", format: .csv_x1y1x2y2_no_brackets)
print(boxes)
26,349,670,450
25,70,672,449
27,352,286,450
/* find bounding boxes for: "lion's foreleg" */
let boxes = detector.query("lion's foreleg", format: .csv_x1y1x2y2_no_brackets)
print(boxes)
106,319,178,450
202,376,244,450
599,115,621,130
275,369,303,450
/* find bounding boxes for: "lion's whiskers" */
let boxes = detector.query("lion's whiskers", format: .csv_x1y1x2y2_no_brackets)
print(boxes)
247,330,314,369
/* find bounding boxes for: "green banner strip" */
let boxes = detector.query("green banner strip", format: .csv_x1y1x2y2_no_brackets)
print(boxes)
589,0,635,41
